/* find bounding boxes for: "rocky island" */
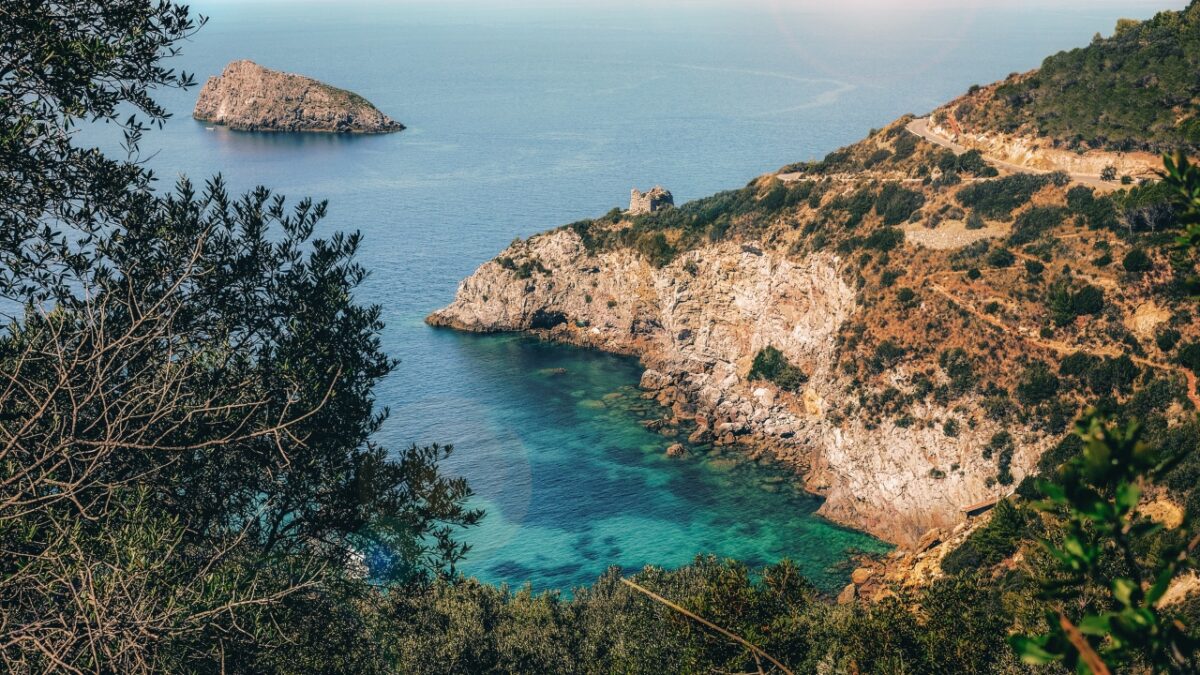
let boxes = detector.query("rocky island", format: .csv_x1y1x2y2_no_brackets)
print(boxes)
193,60,404,134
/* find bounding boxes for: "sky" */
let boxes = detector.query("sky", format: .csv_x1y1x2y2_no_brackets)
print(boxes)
193,0,1187,7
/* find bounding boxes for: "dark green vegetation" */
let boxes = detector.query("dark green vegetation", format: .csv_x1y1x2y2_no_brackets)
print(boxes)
957,173,1058,220
954,1,1200,152
748,347,809,392
1,3,479,671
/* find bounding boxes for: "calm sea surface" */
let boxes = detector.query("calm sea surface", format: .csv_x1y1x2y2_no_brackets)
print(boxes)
103,0,1184,591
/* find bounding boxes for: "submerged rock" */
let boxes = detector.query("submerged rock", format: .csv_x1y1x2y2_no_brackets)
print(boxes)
194,60,404,134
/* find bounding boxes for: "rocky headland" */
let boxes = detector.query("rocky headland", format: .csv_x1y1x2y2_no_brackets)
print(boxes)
427,226,1047,547
193,60,404,134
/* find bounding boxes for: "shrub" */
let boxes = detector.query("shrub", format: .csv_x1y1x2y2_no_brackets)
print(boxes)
939,348,976,394
870,340,907,373
1122,248,1153,273
864,226,906,252
986,247,1015,268
956,174,1051,219
1156,328,1181,353
635,232,675,268
941,500,1028,574
1088,355,1140,395
1059,351,1101,378
1024,260,1045,277
897,287,916,303
1071,284,1105,315
1047,279,1105,325
876,184,926,226
943,418,960,437
1008,206,1067,245
1178,343,1200,375
863,148,893,168
893,133,919,160
748,346,808,391
1016,362,1060,406
966,211,986,230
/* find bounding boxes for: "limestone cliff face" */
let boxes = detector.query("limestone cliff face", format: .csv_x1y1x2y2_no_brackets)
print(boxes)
193,60,404,134
428,230,1044,546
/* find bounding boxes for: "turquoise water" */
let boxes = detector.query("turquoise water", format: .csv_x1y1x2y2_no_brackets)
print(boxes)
94,0,1185,592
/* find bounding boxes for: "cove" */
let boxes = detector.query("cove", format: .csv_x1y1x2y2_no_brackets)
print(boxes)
416,331,890,593
94,0,1156,595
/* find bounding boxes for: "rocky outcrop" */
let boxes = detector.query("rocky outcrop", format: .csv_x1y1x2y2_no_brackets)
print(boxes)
629,186,674,215
193,60,404,134
428,230,1043,545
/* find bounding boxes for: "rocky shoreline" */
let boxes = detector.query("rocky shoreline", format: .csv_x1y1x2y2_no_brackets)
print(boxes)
428,229,1044,546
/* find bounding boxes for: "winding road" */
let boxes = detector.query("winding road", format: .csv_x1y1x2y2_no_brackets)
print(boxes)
906,118,1115,190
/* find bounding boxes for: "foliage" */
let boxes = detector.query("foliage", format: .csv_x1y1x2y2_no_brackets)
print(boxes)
1017,362,1061,406
1122,248,1154,273
987,247,1017,268
1010,206,1069,246
958,4,1200,152
0,4,480,671
876,183,926,226
957,174,1053,220
941,500,1030,575
748,346,809,392
1047,279,1106,325
1012,414,1198,674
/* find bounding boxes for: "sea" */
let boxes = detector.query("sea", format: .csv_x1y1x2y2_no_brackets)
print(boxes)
93,0,1186,592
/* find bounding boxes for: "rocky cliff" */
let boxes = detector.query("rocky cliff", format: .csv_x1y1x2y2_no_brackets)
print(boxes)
193,60,404,134
428,228,1047,546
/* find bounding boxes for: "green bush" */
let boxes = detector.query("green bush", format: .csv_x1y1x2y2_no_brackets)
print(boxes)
864,226,905,252
635,232,676,268
1122,248,1153,273
956,174,1052,219
1016,362,1060,406
1047,279,1105,325
876,184,926,226
1157,328,1181,352
940,500,1029,575
1178,342,1200,375
1008,206,1068,245
748,346,809,391
939,348,976,394
986,247,1015,268
953,3,1200,153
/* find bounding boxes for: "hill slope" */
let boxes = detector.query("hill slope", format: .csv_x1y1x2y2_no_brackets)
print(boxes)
953,0,1200,153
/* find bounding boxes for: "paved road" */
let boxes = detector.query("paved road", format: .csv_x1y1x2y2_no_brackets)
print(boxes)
906,117,1115,190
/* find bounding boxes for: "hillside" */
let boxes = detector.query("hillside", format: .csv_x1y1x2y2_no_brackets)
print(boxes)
432,105,1200,548
951,1,1200,153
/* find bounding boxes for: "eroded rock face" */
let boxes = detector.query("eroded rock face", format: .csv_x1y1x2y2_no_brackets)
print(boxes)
193,60,404,134
428,230,1043,545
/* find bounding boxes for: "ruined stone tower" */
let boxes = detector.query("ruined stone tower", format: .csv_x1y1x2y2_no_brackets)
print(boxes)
628,186,674,215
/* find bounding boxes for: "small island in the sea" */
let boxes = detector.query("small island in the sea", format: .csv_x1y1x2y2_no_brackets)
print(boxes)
193,60,404,134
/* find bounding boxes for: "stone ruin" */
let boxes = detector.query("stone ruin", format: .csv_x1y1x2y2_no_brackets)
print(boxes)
628,186,674,215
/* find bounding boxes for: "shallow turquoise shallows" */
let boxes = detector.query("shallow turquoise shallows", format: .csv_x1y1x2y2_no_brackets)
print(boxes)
96,0,1178,592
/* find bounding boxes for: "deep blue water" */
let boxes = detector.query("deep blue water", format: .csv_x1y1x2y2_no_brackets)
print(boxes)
98,0,1185,592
